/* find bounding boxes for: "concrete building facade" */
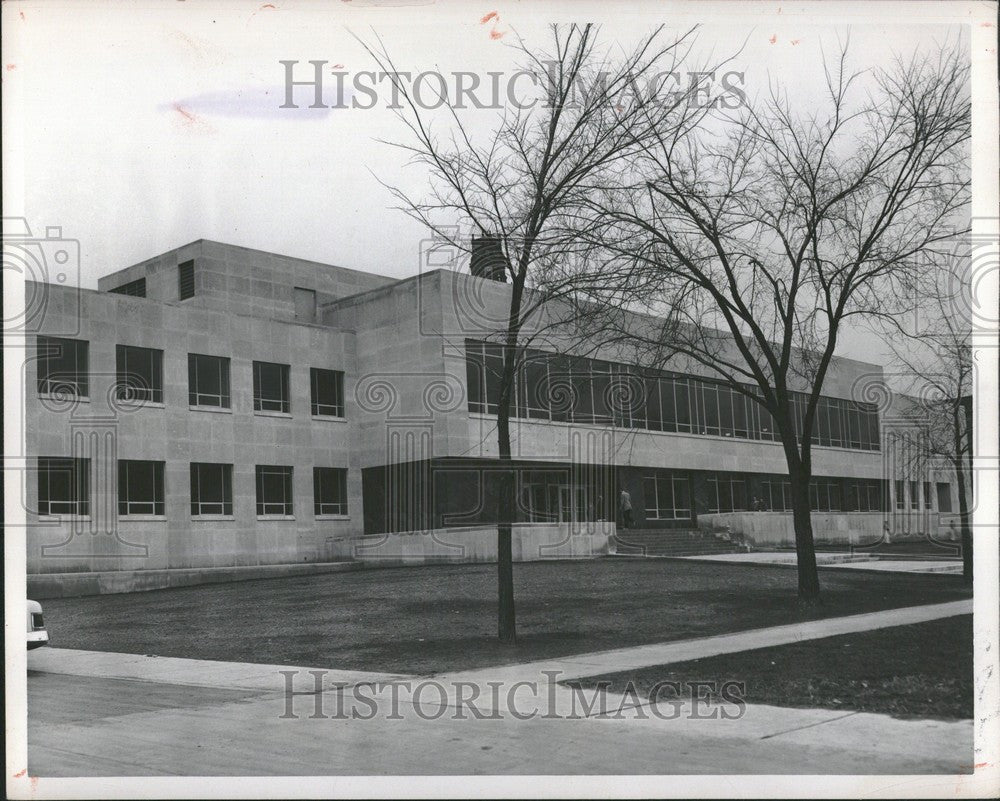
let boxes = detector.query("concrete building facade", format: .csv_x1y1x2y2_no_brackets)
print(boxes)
21,241,966,595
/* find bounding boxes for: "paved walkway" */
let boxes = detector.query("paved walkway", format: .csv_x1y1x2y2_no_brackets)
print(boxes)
442,599,972,683
681,552,963,573
25,599,974,776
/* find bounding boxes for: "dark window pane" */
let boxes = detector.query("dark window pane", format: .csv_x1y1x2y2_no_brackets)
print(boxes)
483,344,504,415
36,336,89,397
188,354,231,408
591,361,613,425
569,357,594,424
718,386,734,436
674,379,691,431
116,345,163,403
732,390,748,437
465,340,486,413
936,482,953,513
643,374,662,431
731,478,746,511
37,457,90,516
254,361,290,413
190,463,233,515
256,465,293,515
659,377,676,432
118,460,164,516
702,385,720,435
310,367,344,416
314,467,348,516
524,351,550,419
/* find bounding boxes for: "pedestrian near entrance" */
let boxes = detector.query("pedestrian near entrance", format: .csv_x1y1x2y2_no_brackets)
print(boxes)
619,488,633,529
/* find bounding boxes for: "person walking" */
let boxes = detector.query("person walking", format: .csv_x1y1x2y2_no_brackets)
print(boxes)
619,488,633,529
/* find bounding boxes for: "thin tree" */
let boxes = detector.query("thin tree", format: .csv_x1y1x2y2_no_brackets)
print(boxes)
881,253,974,583
361,23,720,641
585,40,970,602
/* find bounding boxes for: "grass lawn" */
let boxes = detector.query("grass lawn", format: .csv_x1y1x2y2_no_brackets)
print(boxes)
40,559,971,675
566,615,973,720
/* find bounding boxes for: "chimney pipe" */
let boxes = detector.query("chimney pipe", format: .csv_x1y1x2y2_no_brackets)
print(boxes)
470,235,508,283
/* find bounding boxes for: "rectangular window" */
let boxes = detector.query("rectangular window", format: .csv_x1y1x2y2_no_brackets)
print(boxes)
674,378,692,432
895,479,905,511
762,479,792,512
254,361,290,413
701,384,720,435
190,463,233,516
483,343,504,416
732,390,748,438
523,350,550,419
310,368,344,417
590,361,614,425
643,473,691,519
459,338,881,453
36,336,89,397
871,480,886,512
923,480,933,511
707,474,747,513
188,353,231,408
717,386,734,437
118,460,164,516
828,399,844,447
178,260,195,300
116,345,163,403
110,277,146,297
936,482,953,513
569,357,594,424
37,457,89,516
314,467,348,516
465,340,486,414
256,465,293,516
909,480,920,511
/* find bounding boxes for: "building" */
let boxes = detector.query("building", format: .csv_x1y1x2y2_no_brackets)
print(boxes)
21,240,965,596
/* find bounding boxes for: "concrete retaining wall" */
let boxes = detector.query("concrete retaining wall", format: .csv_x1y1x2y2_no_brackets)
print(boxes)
700,511,961,547
347,523,613,566
700,512,885,547
28,560,360,599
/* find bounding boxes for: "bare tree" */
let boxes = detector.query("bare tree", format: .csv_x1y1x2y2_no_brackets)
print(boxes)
881,253,973,583
583,41,971,602
361,23,720,641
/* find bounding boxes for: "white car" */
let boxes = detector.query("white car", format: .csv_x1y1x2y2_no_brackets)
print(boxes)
27,600,48,649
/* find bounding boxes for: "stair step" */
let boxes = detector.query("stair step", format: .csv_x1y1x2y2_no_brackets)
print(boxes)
613,529,749,558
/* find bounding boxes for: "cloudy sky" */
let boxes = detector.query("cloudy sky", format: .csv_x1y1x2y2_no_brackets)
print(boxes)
4,1,980,365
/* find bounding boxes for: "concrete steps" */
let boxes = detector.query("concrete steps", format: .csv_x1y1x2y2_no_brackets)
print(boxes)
611,528,750,558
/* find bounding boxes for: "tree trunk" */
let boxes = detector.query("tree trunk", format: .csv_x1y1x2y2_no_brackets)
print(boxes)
954,466,973,586
789,470,821,603
496,396,517,643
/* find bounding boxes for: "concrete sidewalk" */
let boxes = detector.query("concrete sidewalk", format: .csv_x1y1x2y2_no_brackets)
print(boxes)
26,599,973,776
441,599,972,683
680,552,963,573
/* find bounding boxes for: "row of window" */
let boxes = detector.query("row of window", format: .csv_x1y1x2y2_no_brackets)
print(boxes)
894,479,954,513
641,472,950,519
35,336,345,417
465,340,882,450
36,458,348,518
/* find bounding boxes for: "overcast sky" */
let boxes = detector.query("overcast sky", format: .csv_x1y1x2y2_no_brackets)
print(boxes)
4,1,976,366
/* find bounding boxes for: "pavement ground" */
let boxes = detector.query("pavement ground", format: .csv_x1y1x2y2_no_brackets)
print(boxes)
26,599,973,776
679,552,963,573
